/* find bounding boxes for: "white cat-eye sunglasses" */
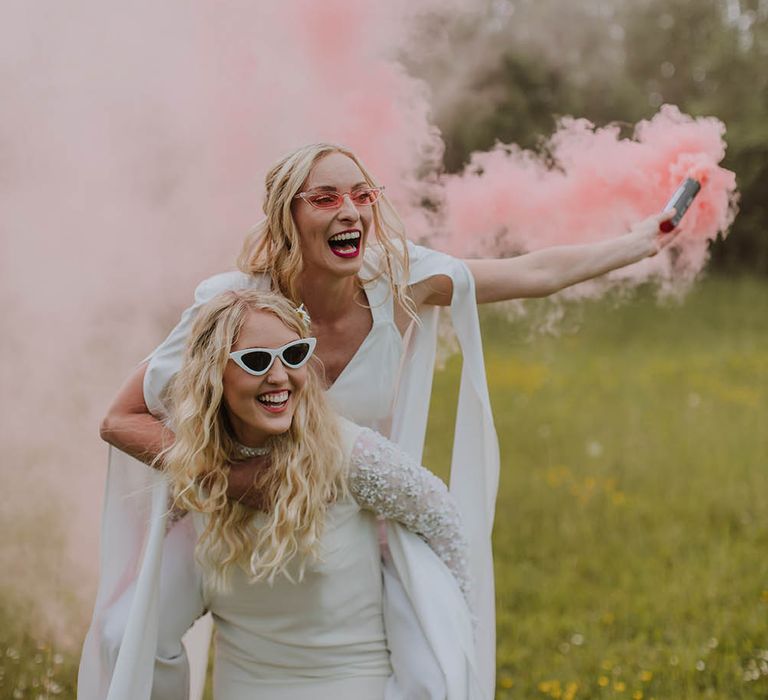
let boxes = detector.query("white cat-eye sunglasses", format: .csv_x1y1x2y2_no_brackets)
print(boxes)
229,338,317,376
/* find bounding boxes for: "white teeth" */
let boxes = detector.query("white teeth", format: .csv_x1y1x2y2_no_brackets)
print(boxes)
258,391,289,404
329,231,361,243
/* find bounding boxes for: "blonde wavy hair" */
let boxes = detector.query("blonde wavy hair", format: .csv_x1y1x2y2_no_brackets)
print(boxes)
237,142,417,320
161,289,346,590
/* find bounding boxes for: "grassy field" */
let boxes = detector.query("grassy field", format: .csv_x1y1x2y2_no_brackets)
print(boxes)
0,591,78,698
1,275,766,699
424,275,768,700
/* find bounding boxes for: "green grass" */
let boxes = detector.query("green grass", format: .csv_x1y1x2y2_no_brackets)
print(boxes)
422,275,768,699
0,596,78,699
2,275,767,699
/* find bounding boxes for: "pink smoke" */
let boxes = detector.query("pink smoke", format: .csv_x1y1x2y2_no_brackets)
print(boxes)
439,105,737,289
0,0,738,638
0,0,451,638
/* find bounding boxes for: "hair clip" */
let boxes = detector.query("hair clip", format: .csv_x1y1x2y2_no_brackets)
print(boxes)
295,303,311,330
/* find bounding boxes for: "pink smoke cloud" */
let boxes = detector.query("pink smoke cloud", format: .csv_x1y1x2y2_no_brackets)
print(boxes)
0,0,446,634
439,105,737,289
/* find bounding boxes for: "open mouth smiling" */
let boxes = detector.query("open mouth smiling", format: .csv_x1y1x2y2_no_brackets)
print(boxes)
327,229,362,258
257,390,290,413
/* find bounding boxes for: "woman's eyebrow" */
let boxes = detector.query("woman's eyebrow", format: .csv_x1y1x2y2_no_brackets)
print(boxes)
307,181,369,191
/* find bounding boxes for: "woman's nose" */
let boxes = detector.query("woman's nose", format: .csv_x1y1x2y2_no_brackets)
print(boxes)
265,358,290,383
337,193,360,221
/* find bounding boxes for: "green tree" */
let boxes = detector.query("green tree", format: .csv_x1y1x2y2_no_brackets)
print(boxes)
409,0,768,272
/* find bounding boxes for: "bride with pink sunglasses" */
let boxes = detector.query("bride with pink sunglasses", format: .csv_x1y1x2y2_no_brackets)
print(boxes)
81,143,678,700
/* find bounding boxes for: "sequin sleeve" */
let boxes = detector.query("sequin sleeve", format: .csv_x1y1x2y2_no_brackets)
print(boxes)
348,428,471,603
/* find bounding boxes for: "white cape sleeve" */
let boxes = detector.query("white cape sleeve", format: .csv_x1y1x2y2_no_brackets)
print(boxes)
390,241,500,699
77,451,170,700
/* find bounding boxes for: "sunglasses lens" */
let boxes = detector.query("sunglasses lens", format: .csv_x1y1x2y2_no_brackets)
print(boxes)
240,350,273,373
281,341,311,367
307,193,341,208
351,188,379,205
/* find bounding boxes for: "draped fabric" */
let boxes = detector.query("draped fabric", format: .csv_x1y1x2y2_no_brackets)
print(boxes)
395,243,500,695
78,242,499,699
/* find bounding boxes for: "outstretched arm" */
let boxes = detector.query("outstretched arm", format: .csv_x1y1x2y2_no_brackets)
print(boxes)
411,210,677,306
467,210,676,302
348,428,471,603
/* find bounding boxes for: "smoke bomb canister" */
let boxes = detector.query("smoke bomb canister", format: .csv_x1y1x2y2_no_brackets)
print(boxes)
660,177,701,232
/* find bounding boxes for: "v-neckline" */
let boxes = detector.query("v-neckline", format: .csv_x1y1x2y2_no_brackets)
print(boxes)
325,283,377,391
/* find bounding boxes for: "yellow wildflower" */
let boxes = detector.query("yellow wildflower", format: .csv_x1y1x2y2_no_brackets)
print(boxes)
598,676,610,687
538,680,555,693
611,491,627,506
564,681,579,700
639,670,653,682
614,681,627,692
499,674,514,689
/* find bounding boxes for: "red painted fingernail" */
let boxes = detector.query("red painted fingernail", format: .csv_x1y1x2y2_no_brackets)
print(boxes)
659,220,675,233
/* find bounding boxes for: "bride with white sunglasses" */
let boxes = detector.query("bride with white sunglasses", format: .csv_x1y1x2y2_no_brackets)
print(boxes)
123,288,478,699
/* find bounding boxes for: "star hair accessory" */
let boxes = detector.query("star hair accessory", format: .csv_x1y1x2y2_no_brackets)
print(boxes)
295,303,311,331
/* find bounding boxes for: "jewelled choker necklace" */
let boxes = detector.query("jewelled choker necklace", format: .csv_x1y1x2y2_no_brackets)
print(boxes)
233,442,270,460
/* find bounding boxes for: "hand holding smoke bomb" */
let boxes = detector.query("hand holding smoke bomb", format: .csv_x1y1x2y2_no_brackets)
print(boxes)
659,177,702,232
624,175,703,260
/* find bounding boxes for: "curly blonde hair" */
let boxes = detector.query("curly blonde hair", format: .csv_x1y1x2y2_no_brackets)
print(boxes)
161,289,346,590
237,142,417,320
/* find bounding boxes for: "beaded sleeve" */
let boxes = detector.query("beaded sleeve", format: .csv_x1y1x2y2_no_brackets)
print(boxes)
348,428,471,603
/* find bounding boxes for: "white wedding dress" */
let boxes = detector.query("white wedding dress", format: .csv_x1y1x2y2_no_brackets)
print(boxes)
185,421,471,700
78,241,499,700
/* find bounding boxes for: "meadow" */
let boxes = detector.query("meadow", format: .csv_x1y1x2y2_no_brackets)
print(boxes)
425,275,768,700
1,275,766,699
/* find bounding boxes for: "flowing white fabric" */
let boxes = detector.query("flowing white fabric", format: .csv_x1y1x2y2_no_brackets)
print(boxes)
78,453,168,700
78,241,499,699
399,244,500,695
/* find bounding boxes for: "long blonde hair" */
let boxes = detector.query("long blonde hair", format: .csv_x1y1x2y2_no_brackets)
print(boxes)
161,289,346,590
237,142,417,320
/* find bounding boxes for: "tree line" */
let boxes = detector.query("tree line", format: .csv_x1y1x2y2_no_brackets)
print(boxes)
409,0,767,273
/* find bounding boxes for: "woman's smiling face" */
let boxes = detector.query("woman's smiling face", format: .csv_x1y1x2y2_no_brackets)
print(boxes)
292,152,374,278
222,309,308,447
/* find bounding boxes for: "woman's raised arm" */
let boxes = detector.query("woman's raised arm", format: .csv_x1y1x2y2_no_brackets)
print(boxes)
100,362,172,465
411,210,676,306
